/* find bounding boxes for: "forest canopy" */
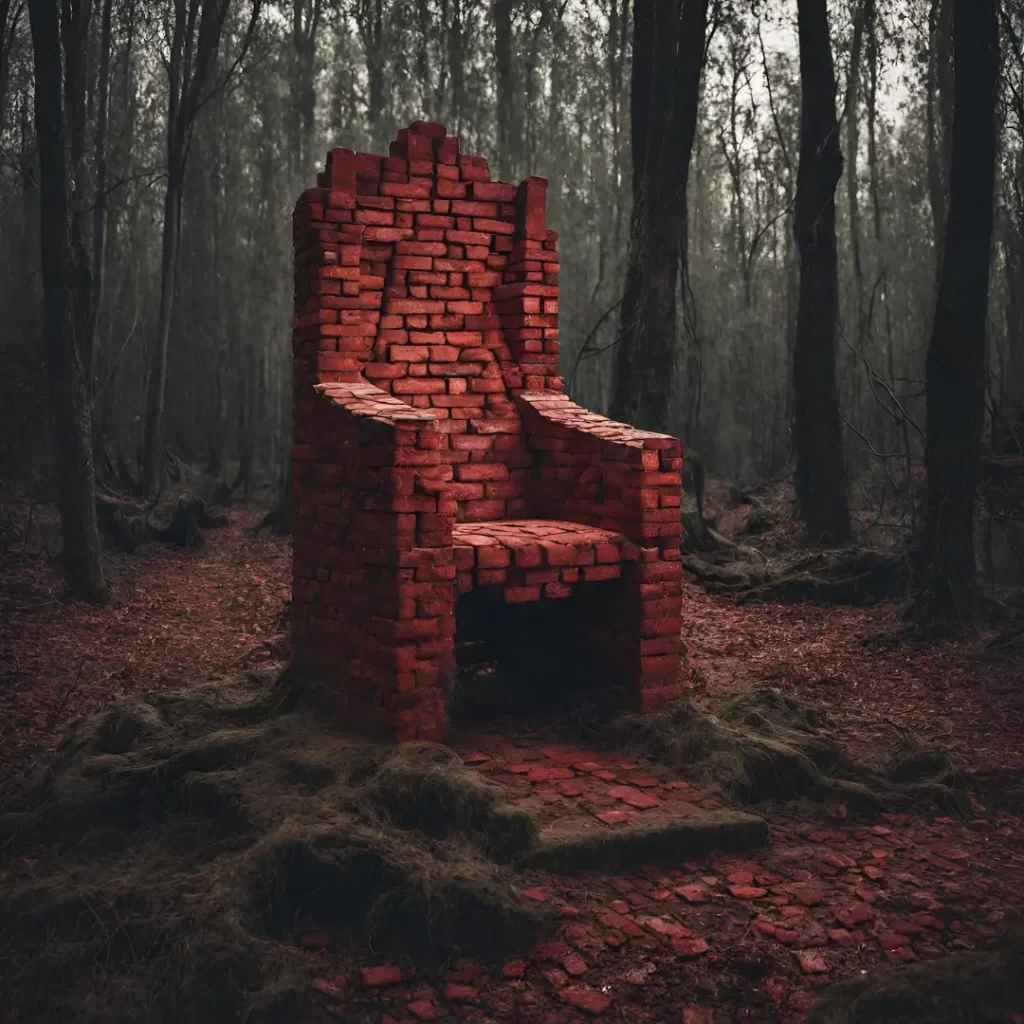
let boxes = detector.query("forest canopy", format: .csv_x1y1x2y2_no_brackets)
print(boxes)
0,0,1022,609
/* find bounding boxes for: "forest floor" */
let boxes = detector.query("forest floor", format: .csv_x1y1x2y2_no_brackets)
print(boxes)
1,482,1023,1023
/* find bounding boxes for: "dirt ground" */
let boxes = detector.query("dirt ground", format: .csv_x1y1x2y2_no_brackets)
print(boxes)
1,487,1023,1023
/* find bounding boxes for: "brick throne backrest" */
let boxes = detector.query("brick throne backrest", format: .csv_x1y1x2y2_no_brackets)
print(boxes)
292,121,563,523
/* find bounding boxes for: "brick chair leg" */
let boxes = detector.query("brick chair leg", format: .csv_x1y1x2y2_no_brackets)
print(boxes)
390,633,455,743
575,564,683,714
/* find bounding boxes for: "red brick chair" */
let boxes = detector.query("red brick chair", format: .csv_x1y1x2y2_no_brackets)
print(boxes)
291,121,685,742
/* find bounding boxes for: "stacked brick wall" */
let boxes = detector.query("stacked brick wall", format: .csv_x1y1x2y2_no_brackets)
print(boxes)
517,393,684,712
291,381,454,741
300,121,561,526
291,121,685,741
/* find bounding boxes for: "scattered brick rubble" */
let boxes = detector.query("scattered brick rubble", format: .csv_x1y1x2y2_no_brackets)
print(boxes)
297,730,1024,1023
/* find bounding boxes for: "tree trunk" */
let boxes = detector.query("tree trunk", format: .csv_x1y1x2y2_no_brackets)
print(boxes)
358,0,388,151
292,0,321,179
28,0,107,600
61,0,96,401
722,40,748,303
138,0,247,495
611,0,675,430
606,0,628,251
0,0,21,133
926,0,954,285
924,0,999,618
1003,159,1024,453
90,0,113,389
792,0,851,545
675,0,707,437
611,0,656,426
493,0,516,179
846,0,867,336
843,0,869,464
627,0,655,206
447,0,465,134
415,0,433,118
522,5,555,175
611,0,709,433
865,0,902,474
141,170,182,494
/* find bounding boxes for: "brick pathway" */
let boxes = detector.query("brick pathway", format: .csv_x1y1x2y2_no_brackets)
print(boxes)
300,723,1024,1023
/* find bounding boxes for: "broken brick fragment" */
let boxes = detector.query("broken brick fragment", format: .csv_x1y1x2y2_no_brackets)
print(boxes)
795,951,829,974
361,965,402,987
558,984,612,1015
608,785,661,810
671,937,710,957
729,885,768,899
407,999,442,1021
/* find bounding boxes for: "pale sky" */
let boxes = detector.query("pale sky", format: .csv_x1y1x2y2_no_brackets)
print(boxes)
757,7,913,120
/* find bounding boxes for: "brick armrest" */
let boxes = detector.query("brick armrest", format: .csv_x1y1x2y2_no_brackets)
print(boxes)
292,381,453,554
516,392,683,545
314,380,436,431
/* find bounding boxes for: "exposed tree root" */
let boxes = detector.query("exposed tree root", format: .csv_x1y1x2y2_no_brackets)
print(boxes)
682,547,909,606
0,672,774,1023
251,476,291,537
0,671,551,1023
153,494,229,547
611,687,968,814
682,469,906,606
96,491,228,552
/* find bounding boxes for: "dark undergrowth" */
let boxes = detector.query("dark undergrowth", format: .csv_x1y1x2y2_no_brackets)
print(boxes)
0,668,772,1023
0,670,549,1023
0,666,984,1023
805,931,1024,1024
612,687,969,814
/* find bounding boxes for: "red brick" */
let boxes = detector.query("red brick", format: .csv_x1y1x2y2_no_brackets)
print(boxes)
462,499,506,519
292,125,683,744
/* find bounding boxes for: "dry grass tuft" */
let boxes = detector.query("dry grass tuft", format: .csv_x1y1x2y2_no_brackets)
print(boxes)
612,687,968,813
0,670,550,1023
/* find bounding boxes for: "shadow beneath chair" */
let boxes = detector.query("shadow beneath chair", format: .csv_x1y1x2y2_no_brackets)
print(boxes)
450,587,629,732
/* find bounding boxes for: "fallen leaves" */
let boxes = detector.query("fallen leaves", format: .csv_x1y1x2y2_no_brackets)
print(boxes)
0,504,290,799
4,489,1024,1024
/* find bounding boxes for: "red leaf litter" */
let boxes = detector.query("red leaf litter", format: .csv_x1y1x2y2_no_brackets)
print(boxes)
0,496,290,800
2,490,1024,1023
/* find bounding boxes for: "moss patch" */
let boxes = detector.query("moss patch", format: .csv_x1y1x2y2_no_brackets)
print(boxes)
804,930,1024,1023
0,670,550,1024
612,687,968,813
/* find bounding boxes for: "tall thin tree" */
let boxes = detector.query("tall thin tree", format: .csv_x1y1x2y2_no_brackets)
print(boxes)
28,0,107,599
610,0,709,433
140,0,262,495
0,0,24,133
89,0,114,387
924,0,999,618
792,0,851,544
291,0,323,181
925,0,954,285
493,0,519,179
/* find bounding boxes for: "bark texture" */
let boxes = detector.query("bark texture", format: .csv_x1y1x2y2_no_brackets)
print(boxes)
610,0,709,434
924,0,999,617
792,0,851,545
28,0,107,599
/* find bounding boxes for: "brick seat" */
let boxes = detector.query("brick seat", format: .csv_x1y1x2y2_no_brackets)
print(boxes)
452,519,638,599
290,121,686,743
